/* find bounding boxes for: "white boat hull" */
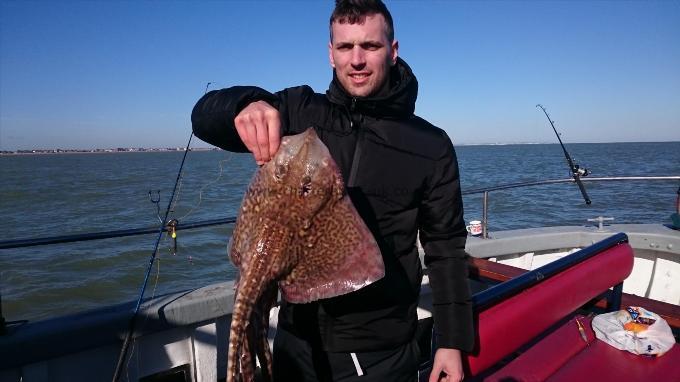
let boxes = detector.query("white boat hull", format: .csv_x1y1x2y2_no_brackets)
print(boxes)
2,224,678,381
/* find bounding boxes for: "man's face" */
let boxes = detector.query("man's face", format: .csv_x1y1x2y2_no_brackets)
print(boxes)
329,13,398,98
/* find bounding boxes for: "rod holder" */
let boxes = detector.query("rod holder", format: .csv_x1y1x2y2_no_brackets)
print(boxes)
482,191,489,239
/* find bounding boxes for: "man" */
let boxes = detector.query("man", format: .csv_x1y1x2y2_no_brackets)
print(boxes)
191,1,473,381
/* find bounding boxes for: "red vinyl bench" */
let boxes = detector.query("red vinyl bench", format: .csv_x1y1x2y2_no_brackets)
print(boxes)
455,232,678,380
485,314,680,381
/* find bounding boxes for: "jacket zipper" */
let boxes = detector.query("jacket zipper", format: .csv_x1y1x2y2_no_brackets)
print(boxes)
347,97,363,188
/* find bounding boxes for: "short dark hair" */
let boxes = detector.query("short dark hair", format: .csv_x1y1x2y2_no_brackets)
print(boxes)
329,0,394,42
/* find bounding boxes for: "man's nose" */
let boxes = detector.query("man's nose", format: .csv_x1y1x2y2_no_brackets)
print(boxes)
350,47,366,68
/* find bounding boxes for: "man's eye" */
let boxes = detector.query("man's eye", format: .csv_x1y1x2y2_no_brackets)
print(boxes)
361,43,381,51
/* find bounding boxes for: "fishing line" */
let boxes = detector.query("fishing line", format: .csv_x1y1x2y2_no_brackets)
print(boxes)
112,82,212,382
165,145,232,262
167,82,232,235
173,154,233,222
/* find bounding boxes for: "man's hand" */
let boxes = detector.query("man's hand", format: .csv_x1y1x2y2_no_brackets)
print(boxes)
428,348,464,382
234,100,281,165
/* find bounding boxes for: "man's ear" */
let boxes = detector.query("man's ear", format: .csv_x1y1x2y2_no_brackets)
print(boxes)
328,42,335,68
391,40,399,66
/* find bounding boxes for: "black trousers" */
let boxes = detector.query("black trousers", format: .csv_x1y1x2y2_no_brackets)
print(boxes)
272,327,420,382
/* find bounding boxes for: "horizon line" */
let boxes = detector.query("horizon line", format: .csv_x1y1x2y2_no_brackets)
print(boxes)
2,140,679,154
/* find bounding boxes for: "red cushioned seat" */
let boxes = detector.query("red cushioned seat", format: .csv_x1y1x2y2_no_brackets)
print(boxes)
463,241,634,376
487,315,680,381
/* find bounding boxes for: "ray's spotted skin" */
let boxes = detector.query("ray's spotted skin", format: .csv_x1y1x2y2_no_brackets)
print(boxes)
226,128,384,382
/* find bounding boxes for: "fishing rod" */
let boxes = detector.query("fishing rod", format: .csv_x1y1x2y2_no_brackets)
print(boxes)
536,104,592,205
112,82,212,382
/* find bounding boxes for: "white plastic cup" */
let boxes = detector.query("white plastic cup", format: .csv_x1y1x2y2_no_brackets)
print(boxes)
467,220,482,236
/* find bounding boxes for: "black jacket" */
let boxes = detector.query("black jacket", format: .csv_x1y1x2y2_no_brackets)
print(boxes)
191,58,473,353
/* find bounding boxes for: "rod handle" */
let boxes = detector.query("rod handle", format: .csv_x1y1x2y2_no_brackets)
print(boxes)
575,176,592,205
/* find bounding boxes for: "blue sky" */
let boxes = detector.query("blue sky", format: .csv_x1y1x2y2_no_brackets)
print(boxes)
1,1,678,150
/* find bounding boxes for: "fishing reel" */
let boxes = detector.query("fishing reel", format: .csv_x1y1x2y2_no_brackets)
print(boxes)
573,164,590,177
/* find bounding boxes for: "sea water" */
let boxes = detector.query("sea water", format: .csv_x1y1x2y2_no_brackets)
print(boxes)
1,142,678,322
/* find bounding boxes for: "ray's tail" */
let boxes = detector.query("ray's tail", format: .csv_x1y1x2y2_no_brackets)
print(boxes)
254,283,277,381
227,262,272,382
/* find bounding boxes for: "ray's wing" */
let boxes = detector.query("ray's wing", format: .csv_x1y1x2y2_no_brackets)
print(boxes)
278,194,384,304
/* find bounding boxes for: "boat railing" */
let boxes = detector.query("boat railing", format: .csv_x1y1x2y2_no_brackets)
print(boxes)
0,217,236,250
462,175,680,239
1,176,678,250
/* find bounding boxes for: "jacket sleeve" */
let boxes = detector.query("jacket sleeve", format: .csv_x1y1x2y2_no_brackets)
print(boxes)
191,86,279,152
419,135,474,352
190,85,315,152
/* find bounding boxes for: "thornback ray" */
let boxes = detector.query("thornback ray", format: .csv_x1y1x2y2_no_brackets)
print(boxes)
226,127,384,382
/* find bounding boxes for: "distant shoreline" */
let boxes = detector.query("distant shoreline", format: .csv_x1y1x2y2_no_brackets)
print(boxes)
0,147,221,156
2,141,678,156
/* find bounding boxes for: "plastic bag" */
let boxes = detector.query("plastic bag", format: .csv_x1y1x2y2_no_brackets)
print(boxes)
592,307,675,356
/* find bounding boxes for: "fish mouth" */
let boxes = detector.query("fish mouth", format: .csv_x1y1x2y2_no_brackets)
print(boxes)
280,127,318,149
273,128,327,171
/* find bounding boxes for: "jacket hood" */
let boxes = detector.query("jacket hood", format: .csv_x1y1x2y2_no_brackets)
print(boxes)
326,57,418,118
